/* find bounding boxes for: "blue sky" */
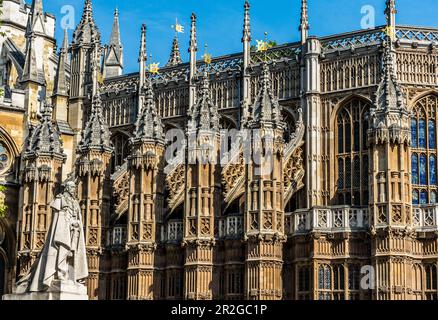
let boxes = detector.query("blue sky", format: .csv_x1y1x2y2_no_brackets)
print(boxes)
41,0,438,74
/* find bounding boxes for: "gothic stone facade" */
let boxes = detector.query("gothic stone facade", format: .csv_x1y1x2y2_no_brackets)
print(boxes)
0,0,437,300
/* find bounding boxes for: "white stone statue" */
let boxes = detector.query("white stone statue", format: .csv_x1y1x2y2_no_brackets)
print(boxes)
13,179,88,298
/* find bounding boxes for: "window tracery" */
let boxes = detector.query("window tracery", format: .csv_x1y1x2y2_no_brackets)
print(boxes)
411,95,438,205
0,141,11,175
335,98,370,206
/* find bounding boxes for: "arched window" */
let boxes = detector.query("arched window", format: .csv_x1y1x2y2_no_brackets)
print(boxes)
318,264,332,300
411,95,438,205
425,264,437,300
336,98,370,206
333,265,345,300
0,141,11,175
111,134,131,173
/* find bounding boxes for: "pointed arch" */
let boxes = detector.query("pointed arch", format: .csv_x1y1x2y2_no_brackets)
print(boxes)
333,96,371,206
110,130,131,172
409,90,438,112
411,93,438,205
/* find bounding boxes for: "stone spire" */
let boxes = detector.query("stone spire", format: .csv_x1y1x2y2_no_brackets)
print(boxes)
244,63,283,129
21,32,41,84
91,38,101,97
53,29,69,97
189,13,197,54
77,90,112,153
21,0,46,84
242,1,251,44
26,0,46,36
103,8,123,78
374,38,404,112
72,0,101,46
133,78,164,143
299,0,309,44
25,102,64,157
138,24,147,94
188,71,219,133
242,1,252,116
385,0,396,34
166,36,183,67
189,13,198,107
370,18,409,145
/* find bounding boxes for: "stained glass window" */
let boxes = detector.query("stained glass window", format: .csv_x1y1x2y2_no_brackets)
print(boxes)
419,119,426,148
429,120,436,148
420,154,427,185
413,190,419,205
412,154,419,184
411,120,418,148
431,191,437,204
420,190,428,204
411,95,438,205
430,155,437,185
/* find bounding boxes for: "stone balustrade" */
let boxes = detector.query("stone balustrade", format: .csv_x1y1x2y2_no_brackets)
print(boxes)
285,206,369,235
413,205,438,231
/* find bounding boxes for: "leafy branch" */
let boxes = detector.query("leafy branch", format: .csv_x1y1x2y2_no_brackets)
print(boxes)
0,185,7,218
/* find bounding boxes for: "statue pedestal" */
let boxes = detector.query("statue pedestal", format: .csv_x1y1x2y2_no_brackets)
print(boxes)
2,280,88,301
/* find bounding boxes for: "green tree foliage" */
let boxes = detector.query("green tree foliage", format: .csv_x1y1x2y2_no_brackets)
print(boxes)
0,185,7,218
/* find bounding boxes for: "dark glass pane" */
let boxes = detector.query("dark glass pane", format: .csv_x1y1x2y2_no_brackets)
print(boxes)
426,266,432,290
353,191,360,206
412,190,419,205
353,156,360,188
345,157,351,188
345,123,351,153
411,119,418,148
412,153,419,184
339,267,345,290
337,193,345,205
354,122,360,152
420,190,428,204
346,192,352,205
338,123,344,153
419,119,426,148
318,267,324,290
362,155,369,188
430,155,437,185
429,120,436,149
362,112,369,150
324,267,331,289
338,158,344,189
433,266,437,290
420,154,427,185
363,191,369,205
